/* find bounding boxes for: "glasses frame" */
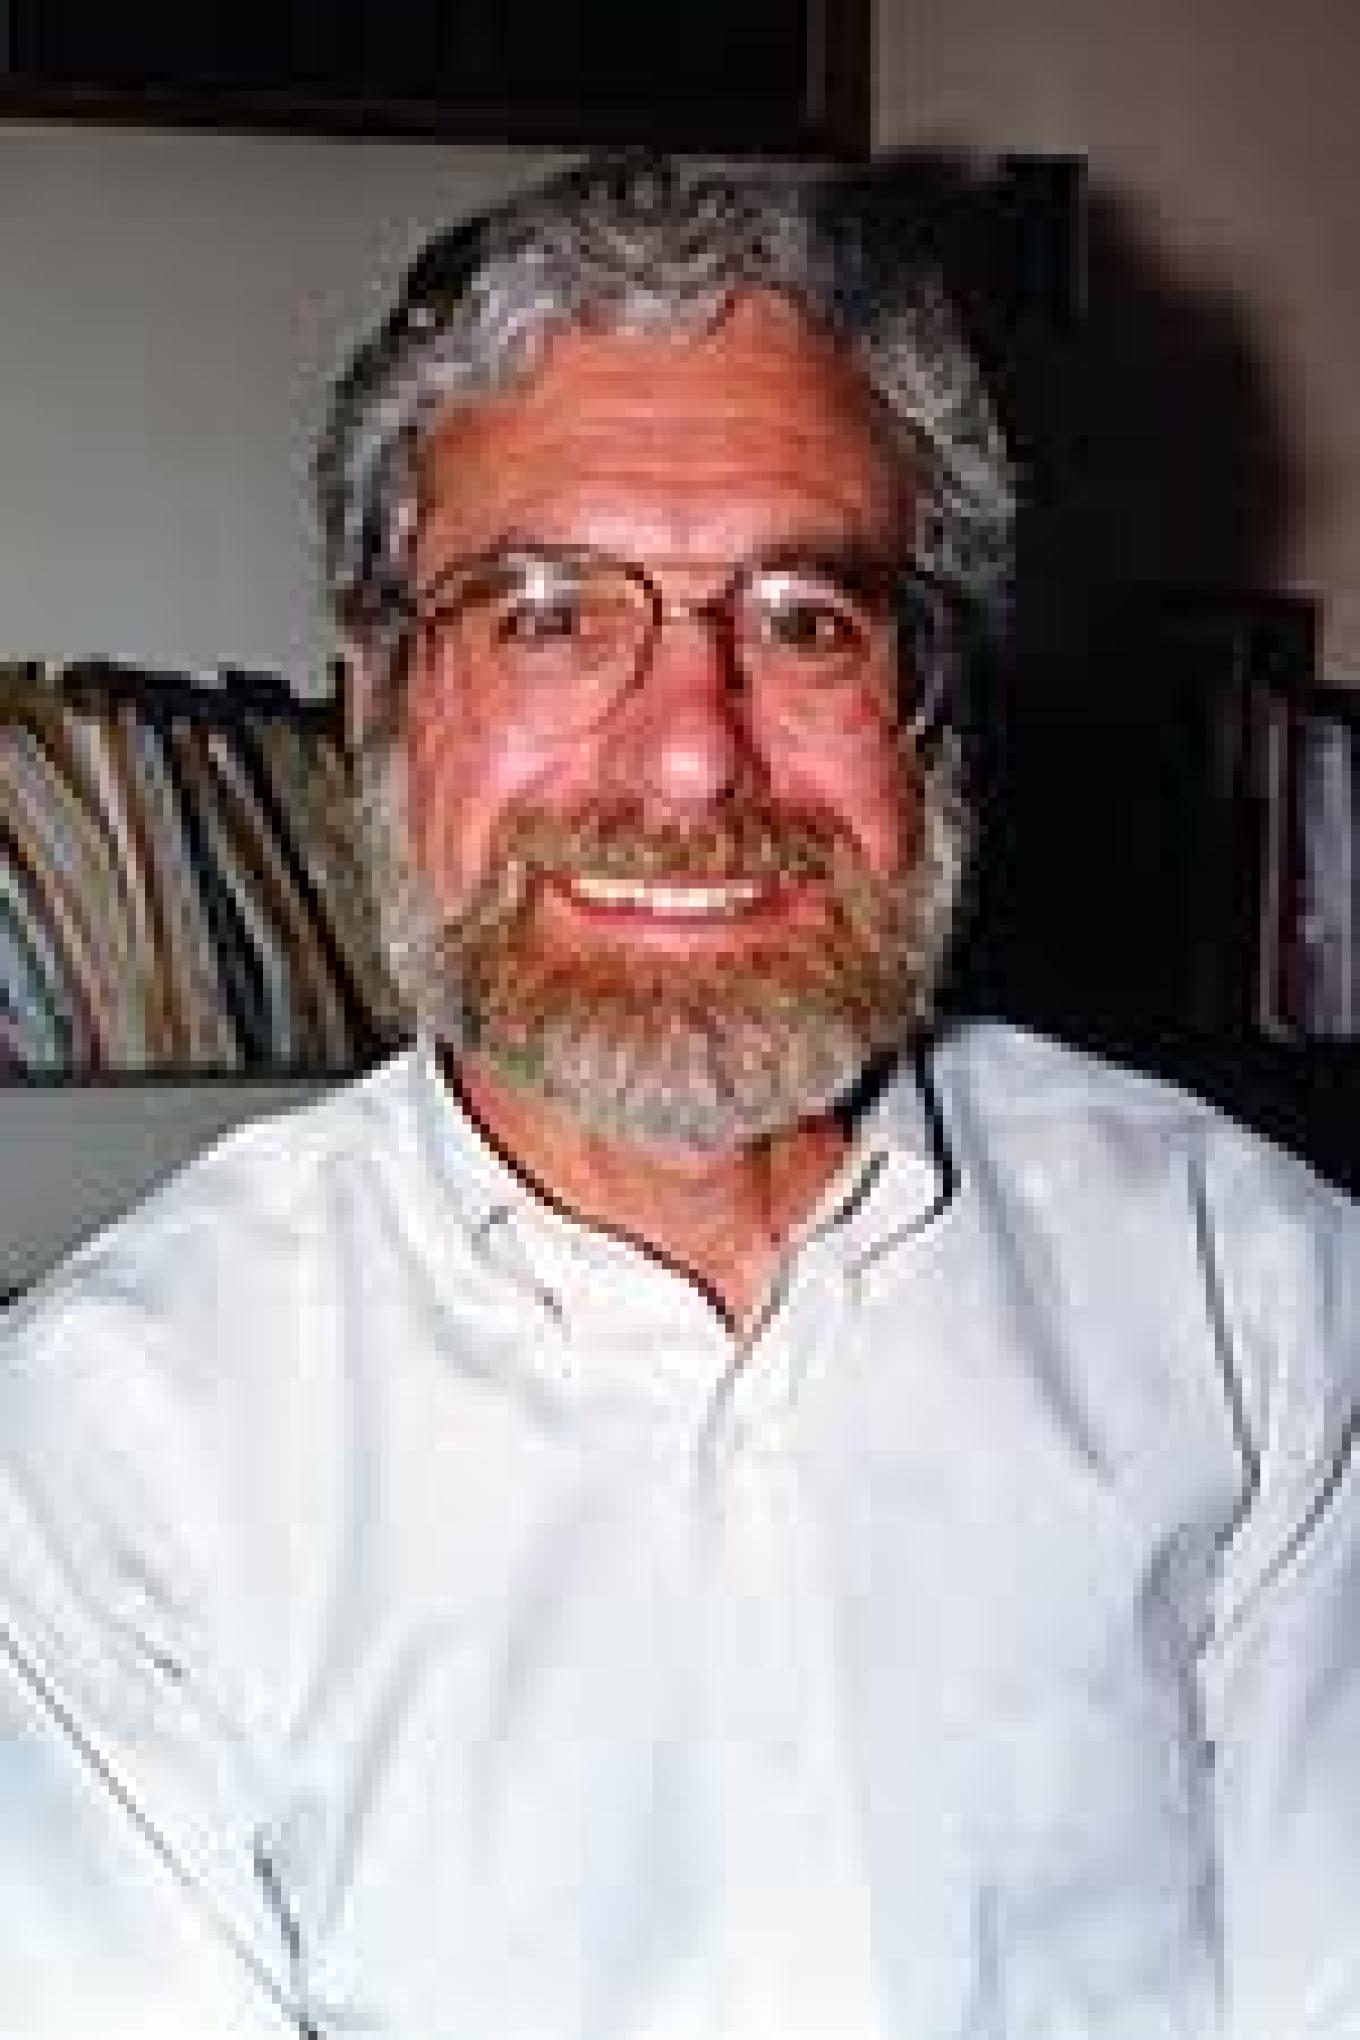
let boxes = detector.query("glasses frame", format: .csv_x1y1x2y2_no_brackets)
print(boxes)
396,543,963,748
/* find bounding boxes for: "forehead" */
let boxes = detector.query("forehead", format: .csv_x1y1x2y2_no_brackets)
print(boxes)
416,293,908,560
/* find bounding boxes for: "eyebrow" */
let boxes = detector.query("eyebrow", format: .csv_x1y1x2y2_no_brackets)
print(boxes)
744,539,902,597
447,528,904,589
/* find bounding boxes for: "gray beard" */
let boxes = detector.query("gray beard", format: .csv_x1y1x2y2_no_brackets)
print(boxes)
354,749,968,1152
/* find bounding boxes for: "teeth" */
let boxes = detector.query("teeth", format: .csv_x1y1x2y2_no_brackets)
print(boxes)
568,874,767,915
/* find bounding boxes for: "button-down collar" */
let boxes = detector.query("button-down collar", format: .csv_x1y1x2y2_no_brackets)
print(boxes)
405,1034,951,1302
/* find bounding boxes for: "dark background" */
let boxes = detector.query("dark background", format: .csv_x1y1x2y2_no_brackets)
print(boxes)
3,0,869,152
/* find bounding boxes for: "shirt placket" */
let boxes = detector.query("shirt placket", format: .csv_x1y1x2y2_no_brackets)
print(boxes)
695,1276,886,2040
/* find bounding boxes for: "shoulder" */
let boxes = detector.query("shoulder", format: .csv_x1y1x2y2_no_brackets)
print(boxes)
928,1019,1360,1451
930,1017,1239,1142
0,1041,423,1472
0,1052,421,1721
4,1048,418,1369
929,1017,1337,1197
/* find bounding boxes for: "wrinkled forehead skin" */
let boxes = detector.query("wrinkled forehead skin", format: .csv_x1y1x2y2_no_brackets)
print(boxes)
413,290,915,572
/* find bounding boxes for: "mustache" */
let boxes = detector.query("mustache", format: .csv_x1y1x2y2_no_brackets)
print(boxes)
488,800,860,886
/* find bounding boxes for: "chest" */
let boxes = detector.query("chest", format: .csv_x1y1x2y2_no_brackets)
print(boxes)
275,1192,1241,2038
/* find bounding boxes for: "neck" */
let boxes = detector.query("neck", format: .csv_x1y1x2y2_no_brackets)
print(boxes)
445,1049,852,1328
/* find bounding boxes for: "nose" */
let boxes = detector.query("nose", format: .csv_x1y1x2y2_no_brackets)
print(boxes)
606,608,765,815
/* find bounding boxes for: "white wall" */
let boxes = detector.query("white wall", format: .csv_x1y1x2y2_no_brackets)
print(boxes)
875,0,1360,681
0,128,566,689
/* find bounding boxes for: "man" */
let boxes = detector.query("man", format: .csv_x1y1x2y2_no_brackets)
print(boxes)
2,157,1357,2040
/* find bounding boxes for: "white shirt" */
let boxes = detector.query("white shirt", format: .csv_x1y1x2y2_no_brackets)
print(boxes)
1,1023,1358,2040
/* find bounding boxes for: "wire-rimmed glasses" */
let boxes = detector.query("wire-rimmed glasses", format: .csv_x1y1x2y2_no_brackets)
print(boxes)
398,544,960,745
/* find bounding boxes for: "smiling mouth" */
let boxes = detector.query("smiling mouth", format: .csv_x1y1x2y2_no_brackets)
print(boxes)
560,873,776,918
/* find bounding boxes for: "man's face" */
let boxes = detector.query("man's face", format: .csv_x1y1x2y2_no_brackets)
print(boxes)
363,293,962,1149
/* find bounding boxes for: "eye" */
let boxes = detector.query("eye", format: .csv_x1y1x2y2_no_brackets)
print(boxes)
488,568,638,663
772,601,854,653
495,592,584,646
751,577,865,661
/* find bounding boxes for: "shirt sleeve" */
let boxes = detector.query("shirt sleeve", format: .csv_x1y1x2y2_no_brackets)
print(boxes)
0,1273,307,2038
1196,1131,1360,2040
0,1645,304,2039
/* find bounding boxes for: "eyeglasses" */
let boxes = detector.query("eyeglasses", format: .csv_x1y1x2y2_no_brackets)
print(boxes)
398,544,960,744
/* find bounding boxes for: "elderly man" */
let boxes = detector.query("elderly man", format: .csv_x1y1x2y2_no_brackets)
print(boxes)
2,157,1358,2040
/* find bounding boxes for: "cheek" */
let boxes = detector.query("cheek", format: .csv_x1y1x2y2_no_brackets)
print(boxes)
402,682,586,898
775,737,922,878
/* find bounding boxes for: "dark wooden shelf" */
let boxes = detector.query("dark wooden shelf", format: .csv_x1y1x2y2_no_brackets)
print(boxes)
0,0,870,154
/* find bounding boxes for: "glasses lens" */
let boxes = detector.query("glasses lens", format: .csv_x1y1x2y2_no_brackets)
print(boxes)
739,567,891,728
440,554,650,731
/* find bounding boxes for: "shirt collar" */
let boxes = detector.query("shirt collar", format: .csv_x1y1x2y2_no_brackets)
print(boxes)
401,1032,954,1288
825,1048,957,1279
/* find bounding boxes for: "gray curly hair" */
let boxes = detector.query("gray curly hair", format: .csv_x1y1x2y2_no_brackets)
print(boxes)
316,154,1016,736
